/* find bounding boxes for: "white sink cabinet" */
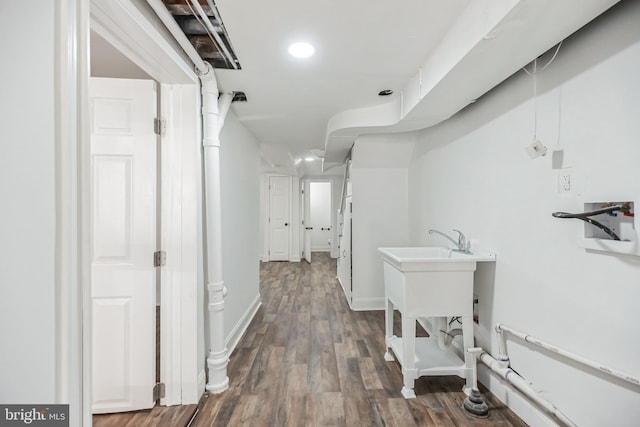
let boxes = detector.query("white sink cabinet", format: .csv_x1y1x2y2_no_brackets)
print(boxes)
378,246,495,398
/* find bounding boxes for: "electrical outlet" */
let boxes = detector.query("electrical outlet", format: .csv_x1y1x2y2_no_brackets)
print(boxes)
558,168,572,193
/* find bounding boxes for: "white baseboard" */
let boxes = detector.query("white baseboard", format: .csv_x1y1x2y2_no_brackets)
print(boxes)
225,293,262,357
350,296,385,311
290,257,301,262
478,365,557,427
197,369,206,398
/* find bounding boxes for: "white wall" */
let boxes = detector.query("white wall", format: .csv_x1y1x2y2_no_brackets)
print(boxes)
350,135,415,310
408,2,640,425
219,112,262,349
0,0,56,403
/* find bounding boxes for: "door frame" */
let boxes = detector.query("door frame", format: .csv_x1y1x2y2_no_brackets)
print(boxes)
302,177,338,259
55,1,202,424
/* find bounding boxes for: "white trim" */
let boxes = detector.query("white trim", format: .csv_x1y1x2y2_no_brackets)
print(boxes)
337,277,353,309
55,1,89,426
290,176,301,261
90,0,196,84
158,84,201,405
225,293,262,357
351,297,385,311
176,84,201,404
197,370,207,398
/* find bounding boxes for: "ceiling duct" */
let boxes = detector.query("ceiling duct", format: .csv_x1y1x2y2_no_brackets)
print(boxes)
162,0,241,70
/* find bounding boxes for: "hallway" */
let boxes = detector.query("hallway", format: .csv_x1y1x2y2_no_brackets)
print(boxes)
192,253,527,426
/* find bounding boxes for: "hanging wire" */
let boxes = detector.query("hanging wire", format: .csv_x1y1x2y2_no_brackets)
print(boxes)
523,41,563,75
521,42,562,142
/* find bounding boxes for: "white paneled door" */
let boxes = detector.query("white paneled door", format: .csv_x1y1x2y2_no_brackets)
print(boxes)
90,78,157,413
269,176,290,261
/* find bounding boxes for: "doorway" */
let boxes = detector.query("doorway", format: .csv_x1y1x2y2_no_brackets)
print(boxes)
84,2,203,422
303,180,333,263
309,182,332,252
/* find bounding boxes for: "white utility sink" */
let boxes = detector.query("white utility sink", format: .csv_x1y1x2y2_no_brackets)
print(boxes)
378,246,495,271
378,246,496,398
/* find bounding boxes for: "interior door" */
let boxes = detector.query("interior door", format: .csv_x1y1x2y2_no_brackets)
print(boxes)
269,176,290,261
303,180,312,263
90,77,157,413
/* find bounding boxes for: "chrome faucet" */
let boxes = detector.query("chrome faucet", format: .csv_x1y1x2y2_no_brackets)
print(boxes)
428,228,471,253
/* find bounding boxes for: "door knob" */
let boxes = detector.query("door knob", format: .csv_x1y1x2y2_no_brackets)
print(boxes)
285,223,289,226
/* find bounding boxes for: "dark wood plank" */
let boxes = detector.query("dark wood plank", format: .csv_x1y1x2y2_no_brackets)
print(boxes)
106,252,529,427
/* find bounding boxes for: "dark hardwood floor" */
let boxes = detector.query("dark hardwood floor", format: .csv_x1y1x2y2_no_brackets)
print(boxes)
192,253,528,427
93,253,527,426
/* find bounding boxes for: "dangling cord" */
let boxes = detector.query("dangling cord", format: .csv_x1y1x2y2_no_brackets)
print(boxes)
522,41,563,142
533,58,538,141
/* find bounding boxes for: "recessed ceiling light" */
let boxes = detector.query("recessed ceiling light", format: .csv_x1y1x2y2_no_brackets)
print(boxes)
304,157,315,162
288,42,315,58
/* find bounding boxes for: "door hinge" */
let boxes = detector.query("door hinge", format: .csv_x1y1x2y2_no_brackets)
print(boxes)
154,250,167,267
153,382,166,401
154,118,166,136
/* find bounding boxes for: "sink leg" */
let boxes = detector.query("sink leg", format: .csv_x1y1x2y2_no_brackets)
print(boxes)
401,384,417,399
384,298,394,361
384,350,395,362
462,315,474,394
401,314,417,398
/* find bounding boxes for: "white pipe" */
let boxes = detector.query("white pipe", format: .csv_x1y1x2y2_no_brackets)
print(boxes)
436,317,448,350
497,324,640,387
495,324,510,368
189,0,238,69
145,0,208,73
477,350,577,427
200,65,232,393
145,0,234,394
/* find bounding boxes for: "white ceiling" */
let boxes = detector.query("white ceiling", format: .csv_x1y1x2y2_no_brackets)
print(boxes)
92,0,621,177
214,0,471,175
212,0,619,176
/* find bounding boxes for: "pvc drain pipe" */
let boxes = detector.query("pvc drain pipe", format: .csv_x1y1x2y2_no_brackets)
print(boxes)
475,349,577,427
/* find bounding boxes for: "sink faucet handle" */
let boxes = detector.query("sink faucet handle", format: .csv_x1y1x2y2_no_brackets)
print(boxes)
452,229,466,247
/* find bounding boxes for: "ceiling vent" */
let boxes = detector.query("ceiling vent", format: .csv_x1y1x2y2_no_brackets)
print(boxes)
163,0,241,70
